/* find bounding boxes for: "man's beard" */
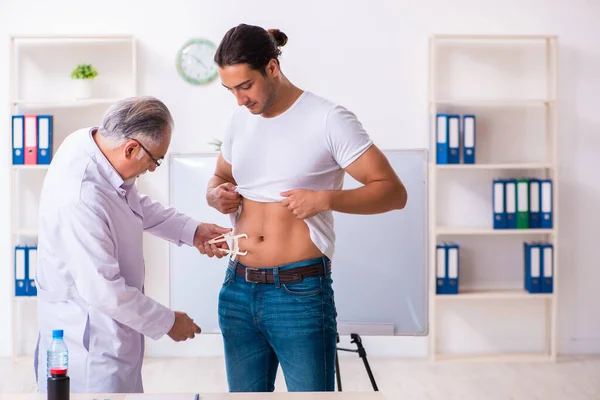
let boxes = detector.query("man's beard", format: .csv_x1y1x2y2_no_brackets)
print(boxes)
255,82,277,115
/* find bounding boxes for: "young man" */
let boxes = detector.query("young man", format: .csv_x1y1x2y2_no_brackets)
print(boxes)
35,96,231,393
207,24,408,392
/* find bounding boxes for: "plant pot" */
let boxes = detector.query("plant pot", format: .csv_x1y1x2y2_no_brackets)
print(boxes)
73,79,93,99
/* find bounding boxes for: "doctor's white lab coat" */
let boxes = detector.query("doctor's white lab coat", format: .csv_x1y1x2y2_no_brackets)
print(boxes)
34,128,199,393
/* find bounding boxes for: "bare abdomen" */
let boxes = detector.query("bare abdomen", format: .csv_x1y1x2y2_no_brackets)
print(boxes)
232,199,323,268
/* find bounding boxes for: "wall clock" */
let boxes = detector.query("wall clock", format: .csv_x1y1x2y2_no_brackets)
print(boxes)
176,38,218,85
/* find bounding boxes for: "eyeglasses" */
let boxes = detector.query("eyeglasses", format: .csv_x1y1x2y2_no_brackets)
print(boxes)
130,138,162,167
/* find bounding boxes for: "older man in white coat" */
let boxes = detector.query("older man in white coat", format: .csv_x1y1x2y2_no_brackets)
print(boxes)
34,96,230,393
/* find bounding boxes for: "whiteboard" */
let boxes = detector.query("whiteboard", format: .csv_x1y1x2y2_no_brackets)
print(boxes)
168,149,429,336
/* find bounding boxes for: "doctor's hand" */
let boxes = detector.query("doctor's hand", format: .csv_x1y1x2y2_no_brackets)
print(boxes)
280,189,330,219
194,223,232,258
207,182,241,214
168,311,201,342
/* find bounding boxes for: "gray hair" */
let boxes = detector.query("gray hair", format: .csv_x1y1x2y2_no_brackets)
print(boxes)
98,96,174,147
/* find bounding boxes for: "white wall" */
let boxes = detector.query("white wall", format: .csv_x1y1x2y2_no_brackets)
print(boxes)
0,0,599,358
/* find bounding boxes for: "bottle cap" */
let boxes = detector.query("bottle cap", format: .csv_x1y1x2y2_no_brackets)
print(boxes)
52,330,64,339
50,368,67,375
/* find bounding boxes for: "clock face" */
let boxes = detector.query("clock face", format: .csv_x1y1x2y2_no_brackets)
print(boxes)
176,38,218,85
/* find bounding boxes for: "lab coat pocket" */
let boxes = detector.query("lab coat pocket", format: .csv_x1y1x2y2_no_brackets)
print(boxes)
82,313,90,353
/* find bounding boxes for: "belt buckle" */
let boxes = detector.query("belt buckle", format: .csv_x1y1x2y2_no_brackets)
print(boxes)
245,268,266,283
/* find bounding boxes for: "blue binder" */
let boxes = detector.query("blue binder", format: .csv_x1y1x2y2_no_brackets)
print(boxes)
492,179,506,229
540,179,553,229
462,115,476,164
436,244,447,294
37,115,53,165
529,179,541,229
541,243,553,293
27,246,37,296
447,115,460,164
436,114,448,164
446,243,459,294
12,115,24,165
524,242,541,293
505,179,517,229
14,246,28,296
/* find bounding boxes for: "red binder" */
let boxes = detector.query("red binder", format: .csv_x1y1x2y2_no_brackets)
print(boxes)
24,114,37,165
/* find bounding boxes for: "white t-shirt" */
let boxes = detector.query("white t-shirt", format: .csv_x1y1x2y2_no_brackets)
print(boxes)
221,91,373,260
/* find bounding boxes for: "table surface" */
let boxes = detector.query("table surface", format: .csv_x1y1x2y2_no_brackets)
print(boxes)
0,392,387,400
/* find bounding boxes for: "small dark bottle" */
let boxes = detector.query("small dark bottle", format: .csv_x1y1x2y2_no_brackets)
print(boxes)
47,367,69,400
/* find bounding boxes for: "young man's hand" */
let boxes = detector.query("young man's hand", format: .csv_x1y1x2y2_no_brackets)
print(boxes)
207,182,241,214
280,189,330,219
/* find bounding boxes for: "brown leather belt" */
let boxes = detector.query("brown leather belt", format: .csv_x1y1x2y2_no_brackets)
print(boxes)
235,263,327,284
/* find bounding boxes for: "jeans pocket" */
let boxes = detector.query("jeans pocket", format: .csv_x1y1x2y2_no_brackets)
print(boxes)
282,276,322,296
222,269,233,287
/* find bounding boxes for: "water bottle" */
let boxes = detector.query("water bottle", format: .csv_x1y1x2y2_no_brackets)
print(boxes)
47,330,68,379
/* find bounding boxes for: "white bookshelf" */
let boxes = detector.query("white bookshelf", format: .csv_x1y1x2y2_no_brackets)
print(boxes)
436,227,556,236
436,163,553,171
428,34,558,362
11,165,50,171
12,99,124,107
434,99,553,107
437,289,554,301
9,34,137,361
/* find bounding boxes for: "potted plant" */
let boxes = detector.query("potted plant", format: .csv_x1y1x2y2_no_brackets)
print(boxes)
71,64,98,99
208,138,222,152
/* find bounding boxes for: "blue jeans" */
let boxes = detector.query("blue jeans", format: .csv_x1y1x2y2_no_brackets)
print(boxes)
218,256,338,392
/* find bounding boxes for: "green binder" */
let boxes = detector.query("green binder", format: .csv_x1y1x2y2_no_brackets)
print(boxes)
516,178,530,229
